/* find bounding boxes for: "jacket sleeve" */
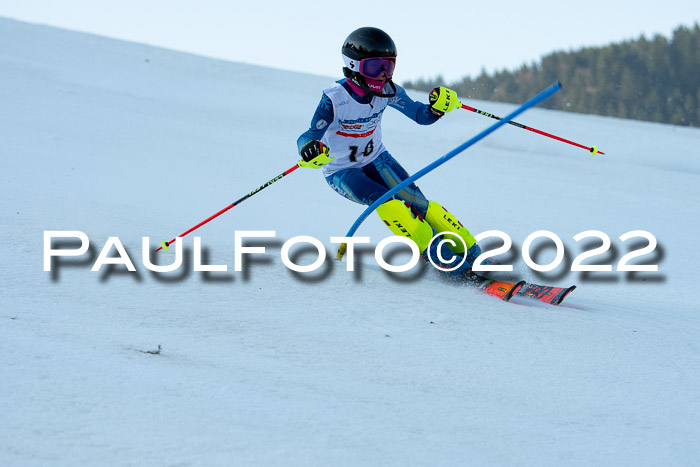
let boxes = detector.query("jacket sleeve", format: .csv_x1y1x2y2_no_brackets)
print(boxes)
388,84,441,125
296,93,334,153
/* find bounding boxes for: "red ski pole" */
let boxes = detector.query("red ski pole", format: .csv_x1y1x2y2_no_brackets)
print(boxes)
460,103,604,155
156,163,300,252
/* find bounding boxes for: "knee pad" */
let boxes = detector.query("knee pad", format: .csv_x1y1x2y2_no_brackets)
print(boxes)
376,199,433,253
425,201,476,254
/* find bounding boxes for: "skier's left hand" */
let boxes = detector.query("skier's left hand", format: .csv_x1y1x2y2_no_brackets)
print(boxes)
429,86,462,117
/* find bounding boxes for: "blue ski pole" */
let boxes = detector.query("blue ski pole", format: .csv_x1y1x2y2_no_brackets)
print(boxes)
336,81,562,259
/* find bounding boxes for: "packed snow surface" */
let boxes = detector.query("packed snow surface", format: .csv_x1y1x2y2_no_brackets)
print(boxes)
1,18,699,466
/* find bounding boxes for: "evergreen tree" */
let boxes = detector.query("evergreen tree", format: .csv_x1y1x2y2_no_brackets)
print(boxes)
402,24,700,127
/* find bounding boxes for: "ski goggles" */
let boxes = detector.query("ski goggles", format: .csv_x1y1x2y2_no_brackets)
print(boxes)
343,55,396,79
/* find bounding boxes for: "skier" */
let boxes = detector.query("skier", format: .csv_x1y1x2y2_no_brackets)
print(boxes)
297,26,481,275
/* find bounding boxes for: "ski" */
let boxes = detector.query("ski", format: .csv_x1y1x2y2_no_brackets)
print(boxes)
464,272,576,305
463,272,526,302
516,282,576,306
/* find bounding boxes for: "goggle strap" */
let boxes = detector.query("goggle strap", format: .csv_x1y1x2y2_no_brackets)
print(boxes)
342,54,360,73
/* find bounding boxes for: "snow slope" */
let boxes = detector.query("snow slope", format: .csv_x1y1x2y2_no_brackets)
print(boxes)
2,17,700,466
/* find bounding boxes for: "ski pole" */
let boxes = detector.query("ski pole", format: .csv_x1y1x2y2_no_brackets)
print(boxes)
156,163,300,252
460,103,604,155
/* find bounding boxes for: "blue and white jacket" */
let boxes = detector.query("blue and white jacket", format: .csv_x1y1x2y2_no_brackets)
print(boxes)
297,79,440,176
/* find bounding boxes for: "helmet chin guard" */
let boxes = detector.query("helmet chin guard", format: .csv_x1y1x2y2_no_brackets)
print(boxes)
343,67,397,98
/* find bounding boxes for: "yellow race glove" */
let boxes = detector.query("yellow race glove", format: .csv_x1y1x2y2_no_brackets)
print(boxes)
428,86,463,116
298,140,334,169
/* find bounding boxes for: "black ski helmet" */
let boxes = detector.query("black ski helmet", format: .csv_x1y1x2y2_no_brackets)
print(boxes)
342,27,397,61
341,27,397,98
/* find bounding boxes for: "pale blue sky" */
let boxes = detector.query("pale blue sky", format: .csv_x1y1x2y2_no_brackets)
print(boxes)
1,0,698,82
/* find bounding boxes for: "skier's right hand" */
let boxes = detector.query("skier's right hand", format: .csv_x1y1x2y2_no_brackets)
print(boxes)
298,140,334,169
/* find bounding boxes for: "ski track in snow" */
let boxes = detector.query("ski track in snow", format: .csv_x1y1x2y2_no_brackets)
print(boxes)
1,17,700,466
